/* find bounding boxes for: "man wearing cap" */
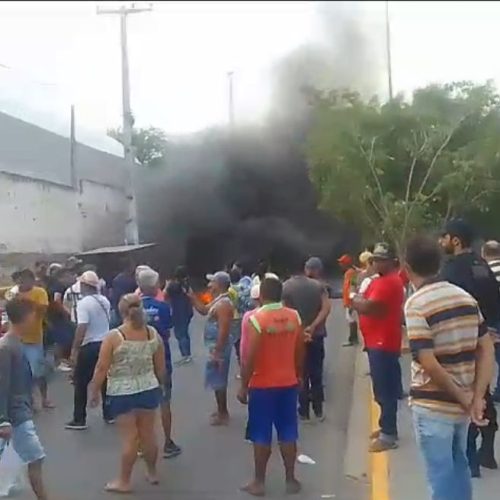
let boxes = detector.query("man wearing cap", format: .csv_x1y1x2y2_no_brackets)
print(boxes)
338,254,359,347
282,257,331,422
189,271,234,425
439,219,500,475
352,243,404,452
137,268,182,459
66,271,112,430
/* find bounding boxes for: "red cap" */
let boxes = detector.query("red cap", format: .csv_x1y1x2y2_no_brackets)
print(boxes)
337,254,353,266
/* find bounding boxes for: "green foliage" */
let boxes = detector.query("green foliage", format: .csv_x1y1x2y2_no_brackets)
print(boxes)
107,126,168,167
306,81,500,252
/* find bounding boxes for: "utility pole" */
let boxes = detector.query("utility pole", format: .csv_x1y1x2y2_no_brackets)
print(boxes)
227,71,235,128
385,0,394,101
97,2,152,245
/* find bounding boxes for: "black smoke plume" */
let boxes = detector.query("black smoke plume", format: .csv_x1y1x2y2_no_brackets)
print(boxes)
135,1,384,278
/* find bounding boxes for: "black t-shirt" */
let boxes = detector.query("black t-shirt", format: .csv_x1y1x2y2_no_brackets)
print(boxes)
440,252,500,329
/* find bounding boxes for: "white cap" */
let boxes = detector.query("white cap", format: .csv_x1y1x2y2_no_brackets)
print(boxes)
79,270,100,288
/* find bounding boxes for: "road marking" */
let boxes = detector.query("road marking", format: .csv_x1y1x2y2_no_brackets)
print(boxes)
370,391,390,500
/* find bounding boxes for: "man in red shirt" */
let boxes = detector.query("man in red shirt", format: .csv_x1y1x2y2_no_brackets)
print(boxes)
352,243,404,452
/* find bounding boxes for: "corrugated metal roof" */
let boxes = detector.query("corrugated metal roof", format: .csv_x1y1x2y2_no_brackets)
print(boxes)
77,243,156,256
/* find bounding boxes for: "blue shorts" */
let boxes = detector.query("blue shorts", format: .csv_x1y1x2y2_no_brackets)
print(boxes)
248,386,299,445
106,387,162,418
205,348,231,391
0,420,45,464
22,344,45,379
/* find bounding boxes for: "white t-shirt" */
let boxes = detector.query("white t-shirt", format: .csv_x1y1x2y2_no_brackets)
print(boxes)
77,294,111,346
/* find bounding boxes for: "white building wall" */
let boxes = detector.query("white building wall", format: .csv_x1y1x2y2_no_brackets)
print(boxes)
78,180,127,251
0,172,81,253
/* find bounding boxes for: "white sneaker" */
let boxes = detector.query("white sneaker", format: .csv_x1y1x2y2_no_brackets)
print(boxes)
57,364,72,373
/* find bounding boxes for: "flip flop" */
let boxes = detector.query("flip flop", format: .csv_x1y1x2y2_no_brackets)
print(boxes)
104,482,132,494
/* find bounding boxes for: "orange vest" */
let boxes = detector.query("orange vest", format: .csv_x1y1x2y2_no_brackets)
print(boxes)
343,268,357,307
248,303,301,389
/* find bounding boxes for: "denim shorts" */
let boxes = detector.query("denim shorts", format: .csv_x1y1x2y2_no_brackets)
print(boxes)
0,420,45,464
106,387,162,418
22,344,45,379
205,349,231,391
248,386,299,445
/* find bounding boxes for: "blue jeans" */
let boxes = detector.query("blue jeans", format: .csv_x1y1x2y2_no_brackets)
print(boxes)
174,321,191,357
412,407,471,500
493,343,500,397
367,348,400,440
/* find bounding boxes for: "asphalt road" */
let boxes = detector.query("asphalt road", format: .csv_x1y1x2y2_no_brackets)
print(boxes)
13,300,366,500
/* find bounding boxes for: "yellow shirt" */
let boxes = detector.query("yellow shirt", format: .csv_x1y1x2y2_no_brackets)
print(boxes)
18,286,49,344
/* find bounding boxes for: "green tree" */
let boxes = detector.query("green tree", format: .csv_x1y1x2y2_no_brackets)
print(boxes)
306,81,500,253
108,126,168,167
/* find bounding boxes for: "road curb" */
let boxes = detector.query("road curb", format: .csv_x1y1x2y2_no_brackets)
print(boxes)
370,392,390,500
343,347,370,484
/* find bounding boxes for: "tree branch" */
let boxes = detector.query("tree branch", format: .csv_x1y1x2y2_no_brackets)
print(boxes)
407,116,467,222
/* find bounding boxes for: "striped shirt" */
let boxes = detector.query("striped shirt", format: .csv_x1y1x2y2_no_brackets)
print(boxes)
405,280,487,418
488,259,500,286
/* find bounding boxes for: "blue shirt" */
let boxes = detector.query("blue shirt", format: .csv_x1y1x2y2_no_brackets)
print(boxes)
166,280,193,327
111,272,137,311
141,296,173,375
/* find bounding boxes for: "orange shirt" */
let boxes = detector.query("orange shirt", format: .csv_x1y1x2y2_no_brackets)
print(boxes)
248,303,301,389
343,268,357,307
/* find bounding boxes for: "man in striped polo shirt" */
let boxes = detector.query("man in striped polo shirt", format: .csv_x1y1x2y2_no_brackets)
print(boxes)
405,236,494,500
481,240,500,403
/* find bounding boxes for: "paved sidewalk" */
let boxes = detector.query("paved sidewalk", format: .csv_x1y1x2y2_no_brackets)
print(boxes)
387,354,500,500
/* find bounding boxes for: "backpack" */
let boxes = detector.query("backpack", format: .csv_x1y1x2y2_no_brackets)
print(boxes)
234,281,253,316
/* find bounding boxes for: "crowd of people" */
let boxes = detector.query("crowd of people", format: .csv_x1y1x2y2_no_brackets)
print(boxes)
1,217,500,500
337,219,499,500
0,253,333,498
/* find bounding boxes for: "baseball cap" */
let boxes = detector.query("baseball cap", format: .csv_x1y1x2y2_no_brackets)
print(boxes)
442,219,475,245
206,271,231,288
79,270,100,288
337,254,353,266
372,242,396,260
65,256,83,270
305,257,324,272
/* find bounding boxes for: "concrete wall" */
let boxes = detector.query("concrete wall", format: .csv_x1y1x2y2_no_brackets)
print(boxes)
0,172,81,254
0,172,128,255
78,180,127,251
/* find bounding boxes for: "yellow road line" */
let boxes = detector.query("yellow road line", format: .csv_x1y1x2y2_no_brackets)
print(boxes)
370,391,390,500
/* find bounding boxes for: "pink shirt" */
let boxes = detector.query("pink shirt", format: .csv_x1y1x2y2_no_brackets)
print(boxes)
240,309,257,363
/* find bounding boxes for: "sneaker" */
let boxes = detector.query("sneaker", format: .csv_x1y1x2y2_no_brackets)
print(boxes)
57,363,72,373
369,438,398,453
342,341,355,347
104,418,116,425
175,356,193,367
163,441,182,459
315,413,326,423
65,420,88,430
